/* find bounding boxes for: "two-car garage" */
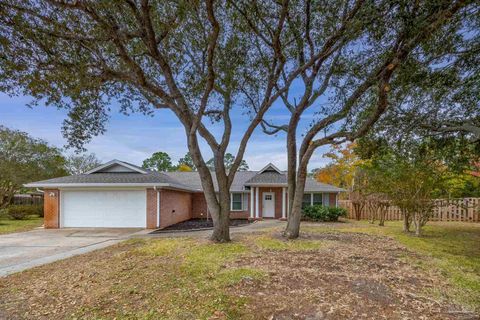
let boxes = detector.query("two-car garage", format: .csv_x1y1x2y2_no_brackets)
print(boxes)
60,190,147,228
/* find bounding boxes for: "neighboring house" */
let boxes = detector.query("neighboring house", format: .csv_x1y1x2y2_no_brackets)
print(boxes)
25,160,344,229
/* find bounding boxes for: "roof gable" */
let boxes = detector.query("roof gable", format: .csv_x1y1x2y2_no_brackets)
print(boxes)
84,160,147,174
258,163,283,174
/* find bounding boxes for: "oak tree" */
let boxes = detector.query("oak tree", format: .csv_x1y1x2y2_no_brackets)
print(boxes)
249,0,477,238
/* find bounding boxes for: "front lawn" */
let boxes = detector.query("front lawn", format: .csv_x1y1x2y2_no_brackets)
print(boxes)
316,220,480,312
0,213,43,235
0,221,478,319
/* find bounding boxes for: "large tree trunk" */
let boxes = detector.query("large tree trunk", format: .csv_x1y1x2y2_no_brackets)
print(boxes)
187,135,231,242
284,160,308,239
209,194,231,242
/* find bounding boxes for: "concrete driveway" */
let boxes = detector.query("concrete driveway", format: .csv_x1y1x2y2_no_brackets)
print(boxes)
0,228,141,277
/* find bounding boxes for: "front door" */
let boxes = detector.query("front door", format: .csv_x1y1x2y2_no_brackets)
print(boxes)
262,192,275,218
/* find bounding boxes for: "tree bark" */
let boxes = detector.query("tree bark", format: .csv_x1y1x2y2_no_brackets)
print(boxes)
186,134,232,242
209,195,231,242
402,210,410,233
414,220,422,236
378,207,386,226
284,158,308,239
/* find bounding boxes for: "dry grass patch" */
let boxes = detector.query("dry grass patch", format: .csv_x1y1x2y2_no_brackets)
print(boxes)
303,221,480,312
0,224,477,320
0,237,264,320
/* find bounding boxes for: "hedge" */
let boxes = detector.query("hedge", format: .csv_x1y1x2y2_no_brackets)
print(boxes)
7,205,44,220
302,205,347,222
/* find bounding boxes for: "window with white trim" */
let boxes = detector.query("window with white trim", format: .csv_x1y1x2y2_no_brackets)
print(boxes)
231,193,244,211
313,193,323,206
302,193,311,208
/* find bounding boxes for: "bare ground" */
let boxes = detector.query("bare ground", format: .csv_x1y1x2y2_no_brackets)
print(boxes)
232,231,477,319
0,228,477,320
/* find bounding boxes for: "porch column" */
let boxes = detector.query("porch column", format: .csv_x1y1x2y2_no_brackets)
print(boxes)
282,187,286,219
250,187,254,218
255,187,260,218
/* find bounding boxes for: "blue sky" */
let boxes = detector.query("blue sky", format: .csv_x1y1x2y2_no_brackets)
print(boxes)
0,93,332,171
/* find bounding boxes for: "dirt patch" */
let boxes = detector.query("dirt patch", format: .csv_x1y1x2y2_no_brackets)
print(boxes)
229,231,476,319
151,218,252,233
0,230,477,319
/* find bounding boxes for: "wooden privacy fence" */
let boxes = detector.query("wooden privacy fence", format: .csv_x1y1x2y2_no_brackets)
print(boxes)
12,194,44,206
339,198,480,222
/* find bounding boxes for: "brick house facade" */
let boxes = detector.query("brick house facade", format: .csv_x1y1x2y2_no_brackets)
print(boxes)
28,161,344,229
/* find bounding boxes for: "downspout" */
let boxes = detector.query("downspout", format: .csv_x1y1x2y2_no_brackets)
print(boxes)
154,186,160,228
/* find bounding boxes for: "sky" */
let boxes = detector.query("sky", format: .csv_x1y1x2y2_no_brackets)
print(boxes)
0,93,333,171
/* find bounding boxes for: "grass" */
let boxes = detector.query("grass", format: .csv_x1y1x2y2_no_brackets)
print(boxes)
1,221,479,318
304,220,480,311
0,214,43,234
110,238,265,319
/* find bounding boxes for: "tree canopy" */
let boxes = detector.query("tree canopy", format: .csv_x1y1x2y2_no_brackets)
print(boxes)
0,126,67,208
142,151,174,172
314,143,363,189
178,152,196,171
65,153,102,174
0,0,477,241
206,153,249,172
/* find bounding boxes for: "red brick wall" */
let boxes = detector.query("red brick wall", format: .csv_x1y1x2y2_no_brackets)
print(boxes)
159,189,192,228
44,189,60,228
191,192,250,220
191,193,209,219
146,188,158,229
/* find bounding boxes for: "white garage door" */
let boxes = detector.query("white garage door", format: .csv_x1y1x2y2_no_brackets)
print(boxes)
61,190,147,228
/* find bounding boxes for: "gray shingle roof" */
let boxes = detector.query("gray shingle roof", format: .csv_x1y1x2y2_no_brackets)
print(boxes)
26,160,345,192
164,171,258,192
304,178,345,192
244,171,287,184
24,172,196,191
165,171,344,192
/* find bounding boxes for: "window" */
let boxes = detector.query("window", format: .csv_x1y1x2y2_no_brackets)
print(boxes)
323,193,330,206
313,193,323,206
302,193,312,208
231,193,243,211
265,194,272,200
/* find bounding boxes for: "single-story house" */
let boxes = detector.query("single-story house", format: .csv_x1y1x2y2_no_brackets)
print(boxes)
25,160,345,229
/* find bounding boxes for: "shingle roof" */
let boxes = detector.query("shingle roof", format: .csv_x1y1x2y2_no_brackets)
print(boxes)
244,171,287,185
164,171,258,192
24,172,196,191
304,178,345,192
164,171,344,192
26,160,345,192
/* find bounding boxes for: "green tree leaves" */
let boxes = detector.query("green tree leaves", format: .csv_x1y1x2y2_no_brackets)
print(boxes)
0,126,67,208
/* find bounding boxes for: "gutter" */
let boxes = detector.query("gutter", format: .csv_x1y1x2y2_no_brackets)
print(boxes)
23,182,200,193
154,186,161,228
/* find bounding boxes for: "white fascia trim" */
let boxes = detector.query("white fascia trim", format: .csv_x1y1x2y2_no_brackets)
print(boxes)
258,163,283,174
25,182,177,189
245,183,288,187
84,159,147,174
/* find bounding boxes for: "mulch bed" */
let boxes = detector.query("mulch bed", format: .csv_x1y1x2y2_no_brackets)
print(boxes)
150,218,252,233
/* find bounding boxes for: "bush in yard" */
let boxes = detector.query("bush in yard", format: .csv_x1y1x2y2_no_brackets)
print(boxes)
31,204,44,217
302,205,347,222
7,205,43,220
